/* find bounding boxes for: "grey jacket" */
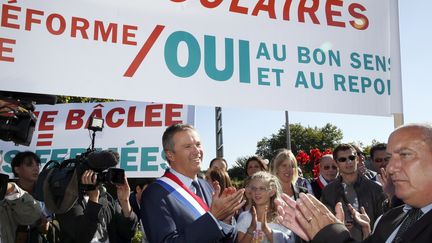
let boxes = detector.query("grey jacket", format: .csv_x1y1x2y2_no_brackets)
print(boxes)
0,183,42,243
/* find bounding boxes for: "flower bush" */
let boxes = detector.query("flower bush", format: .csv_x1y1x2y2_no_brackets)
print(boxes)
296,148,332,179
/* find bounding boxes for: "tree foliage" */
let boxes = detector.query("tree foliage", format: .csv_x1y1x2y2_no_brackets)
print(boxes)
256,123,343,161
56,95,114,104
227,156,250,183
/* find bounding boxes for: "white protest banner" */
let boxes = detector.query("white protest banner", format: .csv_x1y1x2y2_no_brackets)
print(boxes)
0,101,195,178
0,0,402,116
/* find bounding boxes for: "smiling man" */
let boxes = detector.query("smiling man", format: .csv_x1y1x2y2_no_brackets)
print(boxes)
320,144,386,241
140,124,245,243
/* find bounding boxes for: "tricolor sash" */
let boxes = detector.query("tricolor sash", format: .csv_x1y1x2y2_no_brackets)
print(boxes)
156,171,209,220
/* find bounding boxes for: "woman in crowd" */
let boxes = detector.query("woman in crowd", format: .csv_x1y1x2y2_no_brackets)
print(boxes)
205,167,232,195
271,149,308,200
236,171,294,243
245,155,268,177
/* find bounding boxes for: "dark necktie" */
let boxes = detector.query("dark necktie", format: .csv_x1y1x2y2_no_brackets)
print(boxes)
392,208,423,243
191,180,204,201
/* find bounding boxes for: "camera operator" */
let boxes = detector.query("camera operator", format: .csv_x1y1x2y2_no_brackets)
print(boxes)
1,173,42,242
56,169,138,243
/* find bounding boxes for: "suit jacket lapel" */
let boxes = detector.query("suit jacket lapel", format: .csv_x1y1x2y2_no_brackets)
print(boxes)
401,209,432,242
197,179,212,206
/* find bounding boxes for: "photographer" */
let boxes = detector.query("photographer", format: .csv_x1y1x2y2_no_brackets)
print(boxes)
56,169,138,243
1,177,42,242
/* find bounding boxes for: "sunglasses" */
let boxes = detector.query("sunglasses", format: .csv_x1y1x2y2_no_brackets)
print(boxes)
323,165,338,170
374,157,390,163
336,155,356,163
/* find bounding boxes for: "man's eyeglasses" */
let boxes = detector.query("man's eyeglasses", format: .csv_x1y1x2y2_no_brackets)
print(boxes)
249,186,271,193
323,165,338,170
374,157,390,163
336,155,356,163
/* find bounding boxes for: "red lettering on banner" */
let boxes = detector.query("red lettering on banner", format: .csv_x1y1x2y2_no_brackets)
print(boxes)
38,133,53,139
46,14,67,35
282,0,293,20
145,104,163,127
1,4,20,29
94,20,118,43
349,3,369,30
325,0,345,28
0,37,15,62
200,0,223,8
38,111,58,131
298,0,319,24
71,17,90,39
229,0,248,14
127,106,144,127
165,104,183,126
124,25,165,77
25,8,44,31
36,141,52,146
66,109,85,129
122,25,137,46
252,0,276,19
106,107,125,128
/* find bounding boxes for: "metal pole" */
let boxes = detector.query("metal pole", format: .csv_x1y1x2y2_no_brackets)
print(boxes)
393,113,404,128
285,111,291,150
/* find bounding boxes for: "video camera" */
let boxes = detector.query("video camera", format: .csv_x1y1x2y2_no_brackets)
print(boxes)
0,90,57,146
34,117,126,213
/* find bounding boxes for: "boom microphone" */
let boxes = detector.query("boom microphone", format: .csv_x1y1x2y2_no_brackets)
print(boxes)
86,150,119,172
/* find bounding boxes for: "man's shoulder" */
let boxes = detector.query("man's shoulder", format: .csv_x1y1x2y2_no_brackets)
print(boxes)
141,180,166,198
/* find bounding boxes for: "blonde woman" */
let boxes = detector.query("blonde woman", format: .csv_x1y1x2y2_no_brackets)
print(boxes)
236,171,294,243
271,149,308,200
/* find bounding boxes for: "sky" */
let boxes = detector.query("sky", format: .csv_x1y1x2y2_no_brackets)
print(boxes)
195,0,432,169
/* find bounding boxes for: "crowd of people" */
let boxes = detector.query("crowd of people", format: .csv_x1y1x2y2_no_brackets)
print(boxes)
1,122,431,242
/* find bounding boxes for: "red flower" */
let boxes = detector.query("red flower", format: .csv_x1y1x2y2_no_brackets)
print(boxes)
296,150,310,165
309,148,322,165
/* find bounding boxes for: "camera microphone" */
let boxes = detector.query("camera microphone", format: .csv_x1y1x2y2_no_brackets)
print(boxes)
86,150,119,171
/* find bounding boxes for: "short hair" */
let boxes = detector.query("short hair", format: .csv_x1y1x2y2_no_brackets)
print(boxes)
271,149,299,184
162,124,195,163
11,151,41,177
319,154,334,168
245,155,268,175
206,167,232,195
333,144,356,160
370,143,387,159
209,157,228,169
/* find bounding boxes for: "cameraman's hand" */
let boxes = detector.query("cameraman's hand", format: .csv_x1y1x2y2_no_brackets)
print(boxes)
116,175,132,217
81,170,99,203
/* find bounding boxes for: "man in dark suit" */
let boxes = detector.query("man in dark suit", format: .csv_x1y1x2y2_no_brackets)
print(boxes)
140,124,245,242
275,123,432,243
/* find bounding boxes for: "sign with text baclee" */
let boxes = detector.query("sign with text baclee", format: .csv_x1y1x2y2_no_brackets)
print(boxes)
0,101,195,178
0,0,402,116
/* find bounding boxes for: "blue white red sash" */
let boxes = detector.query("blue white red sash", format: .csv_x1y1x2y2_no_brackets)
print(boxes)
156,171,209,220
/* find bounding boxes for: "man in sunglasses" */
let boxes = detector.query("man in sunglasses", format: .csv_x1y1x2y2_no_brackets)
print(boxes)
370,143,389,175
310,154,339,199
320,144,387,241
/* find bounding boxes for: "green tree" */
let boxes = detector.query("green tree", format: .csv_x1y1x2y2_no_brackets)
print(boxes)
227,156,250,184
56,95,114,103
256,123,343,161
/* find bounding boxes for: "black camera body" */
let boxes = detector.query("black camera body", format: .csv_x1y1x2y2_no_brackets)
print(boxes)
0,91,56,146
0,173,9,201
